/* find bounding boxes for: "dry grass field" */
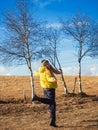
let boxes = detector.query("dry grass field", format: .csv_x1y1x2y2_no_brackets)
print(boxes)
0,76,98,130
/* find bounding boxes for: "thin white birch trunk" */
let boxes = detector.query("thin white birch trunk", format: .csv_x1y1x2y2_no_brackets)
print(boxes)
78,61,82,93
30,74,35,99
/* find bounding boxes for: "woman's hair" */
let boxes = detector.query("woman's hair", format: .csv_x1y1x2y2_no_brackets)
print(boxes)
41,59,59,74
41,59,49,65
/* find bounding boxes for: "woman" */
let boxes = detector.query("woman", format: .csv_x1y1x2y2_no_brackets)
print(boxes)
33,60,62,127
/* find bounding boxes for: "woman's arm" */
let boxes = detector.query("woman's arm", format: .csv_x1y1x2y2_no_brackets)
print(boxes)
50,64,62,74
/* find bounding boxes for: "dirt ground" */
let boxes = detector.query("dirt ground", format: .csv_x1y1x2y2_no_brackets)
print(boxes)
0,76,98,130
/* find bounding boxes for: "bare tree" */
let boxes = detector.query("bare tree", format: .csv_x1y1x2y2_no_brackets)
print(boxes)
43,27,69,94
60,13,97,93
43,27,60,66
0,0,44,101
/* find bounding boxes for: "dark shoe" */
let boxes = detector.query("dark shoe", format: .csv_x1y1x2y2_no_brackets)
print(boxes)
50,124,58,127
32,95,39,101
50,118,57,127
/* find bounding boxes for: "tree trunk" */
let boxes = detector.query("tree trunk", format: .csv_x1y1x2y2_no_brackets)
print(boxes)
61,73,69,94
78,41,83,93
78,61,82,93
72,77,77,93
29,67,35,100
56,55,69,94
25,37,35,100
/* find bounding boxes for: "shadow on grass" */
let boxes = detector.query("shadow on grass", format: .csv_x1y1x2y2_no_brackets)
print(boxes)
0,99,24,104
82,119,98,126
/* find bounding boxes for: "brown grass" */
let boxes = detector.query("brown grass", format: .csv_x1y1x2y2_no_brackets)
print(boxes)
0,76,98,130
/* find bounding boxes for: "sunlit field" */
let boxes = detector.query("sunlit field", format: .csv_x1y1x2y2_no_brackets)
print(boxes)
0,76,98,130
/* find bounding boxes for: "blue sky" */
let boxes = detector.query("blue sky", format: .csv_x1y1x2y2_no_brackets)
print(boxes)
0,0,98,76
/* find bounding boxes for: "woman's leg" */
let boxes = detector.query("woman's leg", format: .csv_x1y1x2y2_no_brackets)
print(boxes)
32,88,57,126
44,89,56,126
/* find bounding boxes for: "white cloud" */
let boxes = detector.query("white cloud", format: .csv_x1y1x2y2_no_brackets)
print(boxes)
0,61,41,76
0,63,98,76
0,66,5,73
89,65,98,76
33,0,64,7
80,62,98,76
33,0,50,7
62,66,78,75
6,73,11,76
90,67,96,72
62,64,98,76
31,60,41,71
46,23,62,29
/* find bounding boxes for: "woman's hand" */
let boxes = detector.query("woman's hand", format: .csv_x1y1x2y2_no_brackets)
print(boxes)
59,69,63,74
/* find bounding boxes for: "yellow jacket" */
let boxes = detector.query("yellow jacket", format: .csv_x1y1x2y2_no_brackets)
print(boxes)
34,66,57,89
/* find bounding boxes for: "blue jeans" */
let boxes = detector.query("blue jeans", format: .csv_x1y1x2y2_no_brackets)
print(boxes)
37,88,56,123
44,88,56,122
